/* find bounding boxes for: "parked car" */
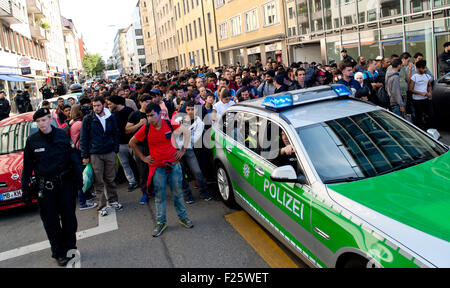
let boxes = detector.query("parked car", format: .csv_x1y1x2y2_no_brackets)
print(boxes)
37,93,82,110
432,73,450,130
0,113,57,210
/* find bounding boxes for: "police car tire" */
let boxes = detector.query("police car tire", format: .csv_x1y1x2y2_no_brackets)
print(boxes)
216,163,237,208
342,255,369,268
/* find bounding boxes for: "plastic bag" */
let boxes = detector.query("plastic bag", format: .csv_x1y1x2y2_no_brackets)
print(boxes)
82,163,94,194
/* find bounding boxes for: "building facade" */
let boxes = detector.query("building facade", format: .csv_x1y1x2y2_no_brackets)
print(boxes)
126,6,146,74
174,0,219,68
61,16,82,81
153,0,179,72
214,0,288,66
285,0,450,77
138,0,159,74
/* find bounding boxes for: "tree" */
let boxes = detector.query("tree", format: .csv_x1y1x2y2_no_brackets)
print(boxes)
82,53,106,77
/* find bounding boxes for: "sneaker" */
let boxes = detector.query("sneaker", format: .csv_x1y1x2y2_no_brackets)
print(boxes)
200,193,213,201
152,222,167,237
140,193,149,205
185,196,195,204
107,201,123,211
54,256,71,267
99,207,108,217
128,183,138,192
79,202,98,211
179,217,194,229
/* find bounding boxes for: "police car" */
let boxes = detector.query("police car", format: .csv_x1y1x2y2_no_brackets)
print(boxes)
211,85,450,268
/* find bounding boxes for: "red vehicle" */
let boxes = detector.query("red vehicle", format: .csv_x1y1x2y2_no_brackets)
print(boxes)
0,112,57,210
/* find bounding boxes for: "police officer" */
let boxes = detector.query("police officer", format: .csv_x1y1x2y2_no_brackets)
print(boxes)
0,91,11,121
21,108,83,266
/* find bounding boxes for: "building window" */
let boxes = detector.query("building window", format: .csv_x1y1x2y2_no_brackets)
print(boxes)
216,0,225,8
135,29,143,36
202,48,205,65
189,23,193,40
138,48,145,55
288,7,294,19
207,13,212,34
198,17,202,37
194,20,197,38
211,46,215,64
230,15,242,37
245,8,259,32
181,27,184,43
136,39,144,46
262,1,279,27
183,0,186,14
218,21,228,40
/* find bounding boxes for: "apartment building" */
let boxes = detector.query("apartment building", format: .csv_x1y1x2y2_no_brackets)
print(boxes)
174,0,219,68
214,0,288,66
153,0,178,72
286,0,450,77
126,5,146,74
61,16,82,81
138,0,159,73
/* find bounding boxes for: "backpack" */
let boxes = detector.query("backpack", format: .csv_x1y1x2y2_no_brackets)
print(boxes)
377,87,390,109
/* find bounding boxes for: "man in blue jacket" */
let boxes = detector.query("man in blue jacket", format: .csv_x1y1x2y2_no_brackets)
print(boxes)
80,96,121,216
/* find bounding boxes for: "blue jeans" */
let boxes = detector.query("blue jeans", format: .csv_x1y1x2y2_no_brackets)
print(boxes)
183,149,208,194
390,105,403,117
118,144,136,185
153,163,187,224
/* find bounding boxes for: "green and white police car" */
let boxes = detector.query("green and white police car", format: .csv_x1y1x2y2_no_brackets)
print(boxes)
211,85,450,268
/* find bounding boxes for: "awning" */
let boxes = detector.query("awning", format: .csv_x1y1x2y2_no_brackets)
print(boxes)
7,75,34,82
0,75,19,81
0,74,33,82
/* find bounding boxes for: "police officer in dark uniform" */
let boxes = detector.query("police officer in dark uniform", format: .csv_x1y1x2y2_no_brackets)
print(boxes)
21,108,83,266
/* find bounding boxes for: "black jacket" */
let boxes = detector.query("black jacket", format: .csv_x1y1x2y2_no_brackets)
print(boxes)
0,98,11,120
21,127,83,191
439,51,450,74
80,110,119,159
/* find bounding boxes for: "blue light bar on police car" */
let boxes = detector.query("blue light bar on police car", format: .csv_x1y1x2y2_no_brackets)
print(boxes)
263,94,293,110
332,85,353,97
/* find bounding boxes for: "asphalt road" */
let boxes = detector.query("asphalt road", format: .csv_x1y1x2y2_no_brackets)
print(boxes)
0,182,304,268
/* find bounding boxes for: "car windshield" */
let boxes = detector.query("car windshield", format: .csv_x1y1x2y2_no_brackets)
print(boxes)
0,122,32,155
297,110,448,184
0,120,57,155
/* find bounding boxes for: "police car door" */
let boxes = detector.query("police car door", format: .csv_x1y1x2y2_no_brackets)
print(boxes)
220,112,256,197
251,118,316,264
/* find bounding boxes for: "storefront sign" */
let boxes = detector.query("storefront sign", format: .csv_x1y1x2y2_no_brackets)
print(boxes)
247,46,261,55
0,66,19,75
21,67,32,75
265,42,282,52
18,57,31,68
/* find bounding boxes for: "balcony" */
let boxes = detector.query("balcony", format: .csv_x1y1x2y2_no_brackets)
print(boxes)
0,0,24,24
26,0,42,15
30,23,47,41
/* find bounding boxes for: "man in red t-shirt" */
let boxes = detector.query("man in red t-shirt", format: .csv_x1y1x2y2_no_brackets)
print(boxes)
129,103,193,237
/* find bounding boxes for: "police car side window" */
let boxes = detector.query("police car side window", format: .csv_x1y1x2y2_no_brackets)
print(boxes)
223,112,238,140
237,113,260,153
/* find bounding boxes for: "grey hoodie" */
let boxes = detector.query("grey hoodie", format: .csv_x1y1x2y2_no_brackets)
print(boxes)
386,69,405,107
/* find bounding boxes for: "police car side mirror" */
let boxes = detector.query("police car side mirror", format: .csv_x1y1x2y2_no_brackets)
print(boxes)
427,129,441,140
270,166,307,185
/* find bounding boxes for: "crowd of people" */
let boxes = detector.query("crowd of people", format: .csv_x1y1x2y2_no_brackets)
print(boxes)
14,43,447,248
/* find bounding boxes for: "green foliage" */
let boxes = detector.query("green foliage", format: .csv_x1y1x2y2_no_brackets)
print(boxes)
82,53,106,76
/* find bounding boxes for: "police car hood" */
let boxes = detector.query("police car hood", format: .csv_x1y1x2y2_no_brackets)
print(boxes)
326,151,450,267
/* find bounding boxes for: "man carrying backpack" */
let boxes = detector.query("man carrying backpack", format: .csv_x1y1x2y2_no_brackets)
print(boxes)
129,103,194,237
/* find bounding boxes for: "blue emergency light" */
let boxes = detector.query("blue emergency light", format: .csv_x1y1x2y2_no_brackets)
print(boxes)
263,94,293,110
332,85,353,97
262,85,353,111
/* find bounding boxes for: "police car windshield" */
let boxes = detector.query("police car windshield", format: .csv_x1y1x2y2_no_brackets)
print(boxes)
297,110,448,183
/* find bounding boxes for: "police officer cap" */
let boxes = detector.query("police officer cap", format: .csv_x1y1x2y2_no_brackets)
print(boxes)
33,108,51,121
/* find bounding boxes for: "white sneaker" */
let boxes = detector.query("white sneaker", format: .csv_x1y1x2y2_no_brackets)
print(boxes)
99,207,108,217
107,201,123,211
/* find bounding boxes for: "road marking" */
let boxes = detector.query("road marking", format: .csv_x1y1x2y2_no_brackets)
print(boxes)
0,208,118,263
225,210,299,268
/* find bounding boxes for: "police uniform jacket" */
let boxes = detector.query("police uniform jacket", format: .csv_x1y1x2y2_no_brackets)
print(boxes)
21,126,83,191
0,98,10,120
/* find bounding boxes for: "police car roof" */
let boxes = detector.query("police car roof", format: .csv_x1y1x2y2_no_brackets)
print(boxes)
237,87,381,128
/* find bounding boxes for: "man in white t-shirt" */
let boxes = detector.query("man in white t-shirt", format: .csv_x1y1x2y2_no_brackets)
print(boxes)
408,59,435,130
212,88,235,123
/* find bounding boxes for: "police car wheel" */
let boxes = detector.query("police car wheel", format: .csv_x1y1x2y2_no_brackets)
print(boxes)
216,164,236,208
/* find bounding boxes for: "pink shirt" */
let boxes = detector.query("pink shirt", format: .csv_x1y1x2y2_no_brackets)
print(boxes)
70,120,82,150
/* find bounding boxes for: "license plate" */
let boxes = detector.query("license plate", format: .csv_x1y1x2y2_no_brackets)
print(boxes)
0,190,22,201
